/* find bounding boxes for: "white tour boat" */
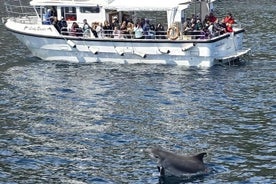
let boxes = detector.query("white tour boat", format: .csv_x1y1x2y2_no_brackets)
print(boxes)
3,0,250,67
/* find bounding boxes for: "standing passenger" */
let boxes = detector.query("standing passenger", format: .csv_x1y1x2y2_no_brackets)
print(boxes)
134,23,144,39
142,19,150,39
96,23,103,38
113,26,122,39
83,19,91,37
111,16,119,30
58,17,68,35
103,20,112,37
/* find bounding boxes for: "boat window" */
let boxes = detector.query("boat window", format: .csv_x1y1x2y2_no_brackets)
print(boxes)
80,6,100,13
61,7,77,21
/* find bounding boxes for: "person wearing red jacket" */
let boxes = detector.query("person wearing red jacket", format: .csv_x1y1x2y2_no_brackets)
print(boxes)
223,13,235,32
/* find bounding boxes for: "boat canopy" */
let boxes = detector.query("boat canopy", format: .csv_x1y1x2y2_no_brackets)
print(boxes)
30,0,112,6
105,0,191,11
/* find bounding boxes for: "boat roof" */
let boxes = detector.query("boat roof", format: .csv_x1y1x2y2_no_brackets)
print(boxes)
105,0,192,11
30,0,112,6
30,0,216,9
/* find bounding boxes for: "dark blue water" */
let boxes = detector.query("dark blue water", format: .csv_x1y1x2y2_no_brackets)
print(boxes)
0,0,275,183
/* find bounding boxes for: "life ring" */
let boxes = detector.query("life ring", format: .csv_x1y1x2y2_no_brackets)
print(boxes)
167,26,179,40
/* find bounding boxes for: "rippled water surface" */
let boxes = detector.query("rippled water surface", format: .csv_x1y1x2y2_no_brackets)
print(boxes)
0,0,275,183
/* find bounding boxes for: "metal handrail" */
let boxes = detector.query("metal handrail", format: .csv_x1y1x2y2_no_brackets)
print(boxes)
5,3,37,17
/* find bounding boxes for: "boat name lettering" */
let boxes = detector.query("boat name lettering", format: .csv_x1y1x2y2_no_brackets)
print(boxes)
24,26,52,32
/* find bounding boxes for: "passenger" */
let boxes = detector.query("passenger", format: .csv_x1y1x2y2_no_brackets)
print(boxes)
126,22,134,38
82,19,91,37
155,23,165,39
52,17,60,33
224,13,235,25
120,21,128,36
83,19,91,32
42,9,53,25
96,22,103,38
183,18,192,33
103,20,112,37
191,19,203,39
133,23,144,39
113,26,123,39
190,17,196,30
203,15,210,28
194,19,203,30
70,22,79,36
90,22,98,38
69,22,82,36
58,17,68,35
223,13,235,32
142,19,151,39
213,18,226,35
111,16,119,30
208,12,217,23
149,24,156,39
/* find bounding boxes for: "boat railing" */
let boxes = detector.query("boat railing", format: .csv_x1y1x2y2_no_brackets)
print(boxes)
4,1,38,24
59,28,227,41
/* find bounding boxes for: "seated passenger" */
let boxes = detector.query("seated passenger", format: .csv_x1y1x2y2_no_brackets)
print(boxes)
194,19,203,30
208,12,217,23
203,15,209,27
213,19,226,35
224,13,235,24
223,13,235,32
70,22,82,36
70,22,79,36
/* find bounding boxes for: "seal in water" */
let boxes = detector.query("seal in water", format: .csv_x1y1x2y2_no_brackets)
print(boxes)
146,147,207,176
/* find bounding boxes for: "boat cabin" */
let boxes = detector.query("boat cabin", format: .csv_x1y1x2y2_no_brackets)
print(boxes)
30,0,110,25
29,0,215,32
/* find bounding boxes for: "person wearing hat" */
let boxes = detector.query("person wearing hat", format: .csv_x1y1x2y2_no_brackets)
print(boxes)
111,16,119,30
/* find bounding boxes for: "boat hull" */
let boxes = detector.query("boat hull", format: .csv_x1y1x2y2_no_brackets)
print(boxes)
6,21,249,68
